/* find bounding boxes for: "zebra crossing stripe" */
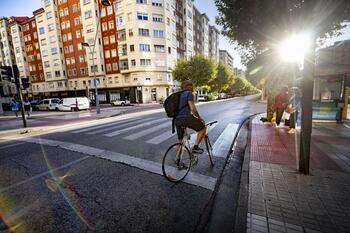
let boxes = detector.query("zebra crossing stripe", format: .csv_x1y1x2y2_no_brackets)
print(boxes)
212,123,239,158
124,122,171,140
188,123,219,147
86,118,152,135
10,137,217,191
71,117,142,134
146,130,175,144
104,118,168,137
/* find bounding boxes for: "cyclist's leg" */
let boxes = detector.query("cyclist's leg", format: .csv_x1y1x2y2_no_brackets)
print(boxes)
195,127,206,146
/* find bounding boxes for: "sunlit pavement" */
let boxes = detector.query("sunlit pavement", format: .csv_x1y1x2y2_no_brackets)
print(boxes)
245,115,350,233
0,95,265,232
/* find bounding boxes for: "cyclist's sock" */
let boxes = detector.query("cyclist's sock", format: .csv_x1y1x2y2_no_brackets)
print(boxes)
193,145,199,150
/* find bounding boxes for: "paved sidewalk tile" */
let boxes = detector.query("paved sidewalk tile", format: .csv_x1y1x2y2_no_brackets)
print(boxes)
246,115,350,233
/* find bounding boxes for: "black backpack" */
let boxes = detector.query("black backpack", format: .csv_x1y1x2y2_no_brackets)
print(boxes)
163,91,187,133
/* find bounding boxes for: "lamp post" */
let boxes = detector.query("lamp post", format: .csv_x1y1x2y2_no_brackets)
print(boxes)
82,0,111,114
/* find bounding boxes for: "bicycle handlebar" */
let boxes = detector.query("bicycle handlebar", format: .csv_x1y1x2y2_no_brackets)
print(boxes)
206,121,218,127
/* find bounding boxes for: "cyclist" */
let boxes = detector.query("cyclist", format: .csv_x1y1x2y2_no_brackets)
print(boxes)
175,80,206,154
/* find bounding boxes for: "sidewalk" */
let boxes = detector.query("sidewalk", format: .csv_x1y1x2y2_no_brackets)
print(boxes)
246,115,350,233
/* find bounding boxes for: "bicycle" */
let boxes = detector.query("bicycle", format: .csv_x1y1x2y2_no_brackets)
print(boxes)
162,121,218,183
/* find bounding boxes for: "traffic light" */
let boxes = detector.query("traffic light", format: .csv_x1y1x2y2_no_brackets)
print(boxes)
0,66,13,81
12,65,20,85
21,78,30,89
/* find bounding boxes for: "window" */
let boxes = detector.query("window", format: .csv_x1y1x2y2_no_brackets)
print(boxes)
152,0,162,6
131,59,136,66
49,35,56,43
105,50,110,58
46,11,53,19
168,47,171,54
139,44,150,52
102,22,108,31
44,0,51,7
83,0,91,4
101,8,106,17
39,27,45,34
116,16,123,26
112,62,118,71
51,47,58,55
76,30,81,38
140,59,151,66
71,57,75,64
61,22,66,30
53,59,60,66
44,61,50,68
103,36,109,45
69,45,74,52
72,69,77,76
55,71,61,77
74,18,80,26
85,10,92,19
138,28,149,36
109,20,114,29
73,4,78,13
48,24,54,31
128,29,133,37
67,33,72,40
153,29,164,38
154,45,165,52
115,0,121,10
107,6,113,15
63,34,67,42
136,0,147,4
80,68,86,75
33,32,37,39
111,49,117,57
130,45,135,52
137,12,148,20
127,13,132,21
79,55,84,63
46,72,52,79
42,50,48,57
152,14,163,22
106,63,112,72
86,25,94,33
66,58,71,65
110,35,116,43
40,38,47,46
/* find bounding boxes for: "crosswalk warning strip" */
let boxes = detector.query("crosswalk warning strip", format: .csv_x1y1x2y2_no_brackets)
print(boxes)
146,130,175,144
86,118,152,135
12,137,217,191
212,123,239,158
71,117,143,134
123,122,171,140
104,118,168,137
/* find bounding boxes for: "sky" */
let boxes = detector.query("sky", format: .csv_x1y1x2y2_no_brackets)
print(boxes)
1,0,350,70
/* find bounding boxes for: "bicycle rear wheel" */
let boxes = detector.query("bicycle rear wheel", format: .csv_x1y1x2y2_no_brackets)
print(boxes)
162,143,192,183
205,135,214,167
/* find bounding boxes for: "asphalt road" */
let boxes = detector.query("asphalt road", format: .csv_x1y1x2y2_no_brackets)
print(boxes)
0,96,265,233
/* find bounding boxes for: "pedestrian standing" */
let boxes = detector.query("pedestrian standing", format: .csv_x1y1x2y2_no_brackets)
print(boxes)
10,98,19,117
274,86,289,127
288,88,302,134
24,98,31,117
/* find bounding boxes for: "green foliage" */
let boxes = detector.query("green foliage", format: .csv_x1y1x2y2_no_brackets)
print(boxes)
172,55,216,87
215,0,350,63
228,77,258,95
210,62,234,93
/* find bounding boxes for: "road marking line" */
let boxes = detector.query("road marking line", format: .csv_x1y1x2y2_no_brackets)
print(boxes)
0,141,27,150
86,118,152,135
104,118,168,137
72,117,142,133
124,122,171,140
343,124,350,129
146,130,175,144
188,123,219,147
11,137,217,191
212,123,239,158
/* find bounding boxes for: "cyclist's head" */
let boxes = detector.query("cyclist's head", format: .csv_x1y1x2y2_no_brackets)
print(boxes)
181,80,193,91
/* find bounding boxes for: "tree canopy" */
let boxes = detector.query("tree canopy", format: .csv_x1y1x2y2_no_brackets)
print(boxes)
172,55,216,87
215,0,350,63
210,62,234,93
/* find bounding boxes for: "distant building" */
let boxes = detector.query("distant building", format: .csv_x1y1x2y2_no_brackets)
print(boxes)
209,25,219,62
219,49,234,69
234,67,244,76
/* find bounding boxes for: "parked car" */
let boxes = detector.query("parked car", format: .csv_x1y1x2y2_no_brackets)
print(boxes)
111,99,131,106
197,95,209,102
36,98,60,111
57,97,90,111
30,100,40,111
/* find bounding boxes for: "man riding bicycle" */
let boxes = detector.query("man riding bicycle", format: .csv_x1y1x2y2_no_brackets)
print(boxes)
175,80,206,154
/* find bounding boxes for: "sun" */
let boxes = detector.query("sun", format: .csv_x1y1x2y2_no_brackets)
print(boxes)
278,33,311,64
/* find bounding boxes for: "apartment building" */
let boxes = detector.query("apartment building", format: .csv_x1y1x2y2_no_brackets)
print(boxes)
209,25,219,62
219,49,234,69
0,17,17,96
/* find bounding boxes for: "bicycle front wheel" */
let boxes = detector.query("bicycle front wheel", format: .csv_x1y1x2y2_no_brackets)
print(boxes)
162,143,192,183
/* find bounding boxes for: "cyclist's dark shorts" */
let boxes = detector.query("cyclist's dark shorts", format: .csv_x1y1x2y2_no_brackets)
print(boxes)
175,115,205,140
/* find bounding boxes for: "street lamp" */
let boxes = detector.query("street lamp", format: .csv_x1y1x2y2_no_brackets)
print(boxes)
82,0,111,114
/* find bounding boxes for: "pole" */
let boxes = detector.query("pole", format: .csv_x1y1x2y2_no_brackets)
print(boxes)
299,37,315,174
91,46,100,114
17,78,27,128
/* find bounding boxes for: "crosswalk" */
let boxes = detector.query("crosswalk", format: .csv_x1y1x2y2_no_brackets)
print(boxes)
71,116,240,158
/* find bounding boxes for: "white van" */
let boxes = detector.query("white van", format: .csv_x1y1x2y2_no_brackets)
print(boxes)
57,97,90,111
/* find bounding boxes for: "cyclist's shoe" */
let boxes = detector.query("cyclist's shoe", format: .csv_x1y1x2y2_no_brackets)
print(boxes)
175,159,188,169
192,146,204,154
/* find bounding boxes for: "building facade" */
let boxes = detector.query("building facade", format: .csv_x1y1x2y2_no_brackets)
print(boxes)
219,49,234,69
209,25,219,62
1,0,219,103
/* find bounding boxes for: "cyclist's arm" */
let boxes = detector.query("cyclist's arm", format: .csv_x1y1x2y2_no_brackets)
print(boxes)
188,101,203,122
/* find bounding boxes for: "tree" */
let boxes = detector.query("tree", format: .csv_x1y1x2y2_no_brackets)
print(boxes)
215,0,350,173
172,55,216,88
210,62,234,93
228,77,257,95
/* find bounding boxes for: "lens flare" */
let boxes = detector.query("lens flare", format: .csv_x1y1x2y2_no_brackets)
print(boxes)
279,33,311,64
